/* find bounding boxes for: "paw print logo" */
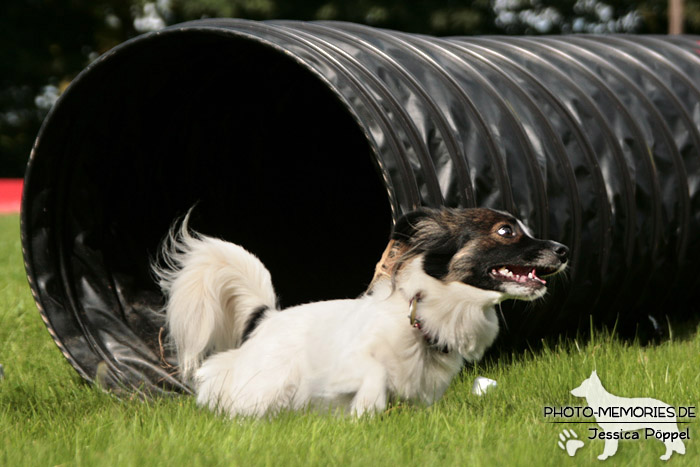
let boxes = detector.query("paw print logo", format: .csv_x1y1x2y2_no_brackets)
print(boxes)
558,428,584,457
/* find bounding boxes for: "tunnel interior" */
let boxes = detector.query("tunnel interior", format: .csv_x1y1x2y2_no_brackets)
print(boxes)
29,30,393,359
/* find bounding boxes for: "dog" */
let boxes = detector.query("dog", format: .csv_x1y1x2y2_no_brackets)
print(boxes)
571,370,686,460
153,207,568,417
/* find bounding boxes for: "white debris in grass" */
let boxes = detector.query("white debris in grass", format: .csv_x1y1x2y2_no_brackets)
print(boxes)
472,376,497,396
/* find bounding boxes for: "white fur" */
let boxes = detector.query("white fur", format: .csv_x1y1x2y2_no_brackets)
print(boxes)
153,217,276,379
155,229,508,418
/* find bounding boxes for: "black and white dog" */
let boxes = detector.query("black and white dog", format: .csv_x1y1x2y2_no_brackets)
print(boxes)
154,208,568,417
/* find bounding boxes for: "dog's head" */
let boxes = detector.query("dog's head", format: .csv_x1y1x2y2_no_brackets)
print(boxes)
388,207,568,301
571,370,601,398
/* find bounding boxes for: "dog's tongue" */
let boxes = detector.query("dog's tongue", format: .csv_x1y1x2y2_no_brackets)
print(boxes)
531,268,546,285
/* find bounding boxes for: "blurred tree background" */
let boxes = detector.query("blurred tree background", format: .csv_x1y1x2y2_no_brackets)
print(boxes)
2,0,699,177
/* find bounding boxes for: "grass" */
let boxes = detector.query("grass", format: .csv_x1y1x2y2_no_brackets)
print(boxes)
1,212,698,466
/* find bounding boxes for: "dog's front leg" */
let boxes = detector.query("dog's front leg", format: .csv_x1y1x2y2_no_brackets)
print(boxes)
349,358,388,417
598,436,619,460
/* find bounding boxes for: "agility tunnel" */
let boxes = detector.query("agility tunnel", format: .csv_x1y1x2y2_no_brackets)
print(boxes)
22,19,700,395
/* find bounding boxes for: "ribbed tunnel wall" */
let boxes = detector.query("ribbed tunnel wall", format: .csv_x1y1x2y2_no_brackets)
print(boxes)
22,20,700,394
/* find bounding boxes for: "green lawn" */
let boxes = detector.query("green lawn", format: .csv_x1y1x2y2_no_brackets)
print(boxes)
1,213,698,466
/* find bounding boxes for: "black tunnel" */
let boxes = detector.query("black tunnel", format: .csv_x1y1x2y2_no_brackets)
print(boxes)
22,20,700,394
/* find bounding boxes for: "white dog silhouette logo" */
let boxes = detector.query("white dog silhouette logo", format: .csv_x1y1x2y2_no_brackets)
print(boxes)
571,370,686,461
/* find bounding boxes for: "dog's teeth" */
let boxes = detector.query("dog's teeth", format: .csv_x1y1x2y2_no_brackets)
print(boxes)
497,267,512,277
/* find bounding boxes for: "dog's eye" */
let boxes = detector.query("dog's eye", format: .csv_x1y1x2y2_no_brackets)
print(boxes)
497,225,515,237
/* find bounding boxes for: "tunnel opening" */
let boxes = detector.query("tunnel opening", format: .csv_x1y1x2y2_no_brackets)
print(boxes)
24,29,392,387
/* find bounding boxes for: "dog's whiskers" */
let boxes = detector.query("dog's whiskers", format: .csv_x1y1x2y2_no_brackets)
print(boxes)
497,303,509,333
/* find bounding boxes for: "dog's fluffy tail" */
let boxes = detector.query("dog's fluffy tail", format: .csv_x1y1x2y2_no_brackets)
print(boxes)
153,213,277,380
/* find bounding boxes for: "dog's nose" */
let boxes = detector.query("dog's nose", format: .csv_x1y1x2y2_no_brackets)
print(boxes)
552,242,569,262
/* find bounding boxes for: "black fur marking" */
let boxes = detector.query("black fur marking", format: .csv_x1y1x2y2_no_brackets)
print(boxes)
422,240,459,280
242,306,269,343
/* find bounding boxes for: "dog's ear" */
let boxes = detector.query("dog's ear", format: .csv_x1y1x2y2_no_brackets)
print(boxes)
392,209,462,280
391,210,432,242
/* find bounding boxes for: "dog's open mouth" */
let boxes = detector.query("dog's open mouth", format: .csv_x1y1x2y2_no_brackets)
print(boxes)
490,265,558,287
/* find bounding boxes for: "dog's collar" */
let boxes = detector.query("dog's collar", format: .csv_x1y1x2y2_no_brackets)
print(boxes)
408,293,449,354
408,292,422,327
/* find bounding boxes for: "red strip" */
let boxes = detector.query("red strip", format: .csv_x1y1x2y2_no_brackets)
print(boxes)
0,179,23,213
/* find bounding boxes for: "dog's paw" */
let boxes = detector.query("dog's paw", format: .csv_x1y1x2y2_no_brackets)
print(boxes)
557,428,584,457
350,400,384,418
